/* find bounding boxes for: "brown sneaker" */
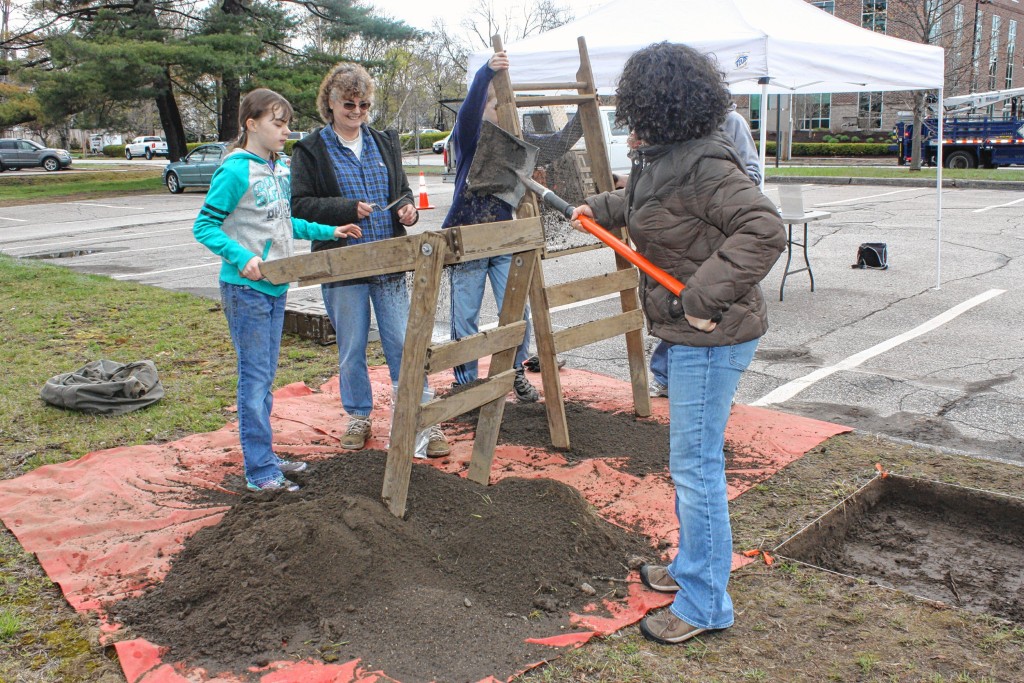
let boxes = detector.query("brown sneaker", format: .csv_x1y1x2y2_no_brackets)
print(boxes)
639,610,708,645
340,416,372,450
639,564,680,593
426,425,450,457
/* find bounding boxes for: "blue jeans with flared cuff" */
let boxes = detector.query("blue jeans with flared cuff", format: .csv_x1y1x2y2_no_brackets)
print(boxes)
449,254,532,385
220,282,287,486
665,338,758,630
322,274,415,419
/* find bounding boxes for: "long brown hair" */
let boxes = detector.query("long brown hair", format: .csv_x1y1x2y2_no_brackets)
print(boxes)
236,88,293,150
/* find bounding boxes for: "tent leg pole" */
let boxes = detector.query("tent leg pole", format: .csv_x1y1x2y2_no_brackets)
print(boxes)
935,86,944,290
758,80,769,192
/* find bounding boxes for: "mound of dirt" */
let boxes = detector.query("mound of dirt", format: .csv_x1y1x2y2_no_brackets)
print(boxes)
112,451,652,682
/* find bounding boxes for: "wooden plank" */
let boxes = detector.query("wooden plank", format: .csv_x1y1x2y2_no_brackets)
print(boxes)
424,321,527,374
545,268,638,309
513,94,597,107
381,232,446,518
542,242,604,260
416,370,516,429
553,309,645,354
259,218,544,287
468,244,537,484
512,81,587,91
527,254,571,450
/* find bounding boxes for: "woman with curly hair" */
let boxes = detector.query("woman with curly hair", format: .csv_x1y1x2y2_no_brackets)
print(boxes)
571,42,786,645
290,62,450,458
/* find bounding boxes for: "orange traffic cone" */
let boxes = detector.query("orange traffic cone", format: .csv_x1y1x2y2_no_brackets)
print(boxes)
416,171,434,210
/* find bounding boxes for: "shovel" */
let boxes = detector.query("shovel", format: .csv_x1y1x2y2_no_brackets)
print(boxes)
467,122,687,316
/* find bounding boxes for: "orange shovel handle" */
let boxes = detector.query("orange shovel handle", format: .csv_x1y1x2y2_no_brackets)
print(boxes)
577,215,685,297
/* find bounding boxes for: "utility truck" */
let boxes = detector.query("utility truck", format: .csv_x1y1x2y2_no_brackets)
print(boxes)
896,87,1024,169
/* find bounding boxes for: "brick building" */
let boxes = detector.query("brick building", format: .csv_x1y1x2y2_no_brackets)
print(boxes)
737,0,1024,136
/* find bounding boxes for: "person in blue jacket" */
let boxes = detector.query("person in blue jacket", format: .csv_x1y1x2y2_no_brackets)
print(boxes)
444,51,583,401
193,88,357,492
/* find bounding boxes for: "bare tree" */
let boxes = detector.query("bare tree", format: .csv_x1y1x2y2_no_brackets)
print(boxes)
888,0,970,171
461,0,573,48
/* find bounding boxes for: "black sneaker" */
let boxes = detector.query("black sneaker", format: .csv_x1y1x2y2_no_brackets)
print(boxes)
523,355,566,373
513,367,540,402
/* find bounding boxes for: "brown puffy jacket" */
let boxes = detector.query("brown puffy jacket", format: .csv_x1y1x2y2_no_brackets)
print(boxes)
585,132,786,348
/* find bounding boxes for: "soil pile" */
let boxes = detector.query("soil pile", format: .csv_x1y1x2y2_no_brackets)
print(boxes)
113,451,652,682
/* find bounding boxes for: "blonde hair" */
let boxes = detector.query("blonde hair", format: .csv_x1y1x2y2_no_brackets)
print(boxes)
317,62,376,123
237,88,293,149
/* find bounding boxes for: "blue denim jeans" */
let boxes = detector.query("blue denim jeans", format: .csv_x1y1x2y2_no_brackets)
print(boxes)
220,282,287,486
650,339,670,386
449,254,531,385
322,274,412,418
665,338,758,630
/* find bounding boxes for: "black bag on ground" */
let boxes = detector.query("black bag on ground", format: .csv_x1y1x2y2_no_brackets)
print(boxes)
852,242,888,270
40,359,164,415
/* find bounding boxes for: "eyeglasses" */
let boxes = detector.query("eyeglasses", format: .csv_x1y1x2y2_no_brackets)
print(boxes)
341,101,372,111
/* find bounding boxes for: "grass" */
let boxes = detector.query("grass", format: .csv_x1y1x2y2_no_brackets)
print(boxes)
764,165,1024,180
0,254,347,680
0,171,164,204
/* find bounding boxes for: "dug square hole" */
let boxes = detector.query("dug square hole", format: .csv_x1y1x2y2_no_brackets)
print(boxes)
776,473,1024,623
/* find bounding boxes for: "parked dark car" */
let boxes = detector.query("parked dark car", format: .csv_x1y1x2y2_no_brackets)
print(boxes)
0,138,73,172
162,143,229,193
432,134,450,154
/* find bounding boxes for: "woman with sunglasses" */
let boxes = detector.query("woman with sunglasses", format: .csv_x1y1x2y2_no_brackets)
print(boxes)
291,61,450,458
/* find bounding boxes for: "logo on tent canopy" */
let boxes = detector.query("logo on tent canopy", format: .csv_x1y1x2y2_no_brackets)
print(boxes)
735,53,749,69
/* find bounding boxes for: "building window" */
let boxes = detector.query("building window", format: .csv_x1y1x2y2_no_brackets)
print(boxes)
858,92,883,128
1007,20,1017,91
988,15,1001,94
794,94,832,130
862,0,887,33
953,3,965,69
926,0,943,43
812,1,835,13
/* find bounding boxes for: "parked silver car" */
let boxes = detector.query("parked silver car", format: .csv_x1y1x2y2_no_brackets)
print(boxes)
162,143,229,193
0,138,73,172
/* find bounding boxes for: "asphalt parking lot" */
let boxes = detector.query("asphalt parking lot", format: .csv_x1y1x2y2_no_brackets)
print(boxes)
1,176,1021,465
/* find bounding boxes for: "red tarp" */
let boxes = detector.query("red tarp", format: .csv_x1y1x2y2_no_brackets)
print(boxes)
0,366,850,682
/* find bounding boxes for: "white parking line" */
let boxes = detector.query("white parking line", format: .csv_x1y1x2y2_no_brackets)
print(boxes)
0,216,28,222
814,188,918,207
751,288,1006,407
973,196,1024,213
71,202,137,209
113,261,221,279
3,226,191,252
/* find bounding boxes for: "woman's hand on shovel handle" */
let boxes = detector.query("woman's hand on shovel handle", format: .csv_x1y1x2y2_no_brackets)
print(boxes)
489,51,509,71
569,205,594,233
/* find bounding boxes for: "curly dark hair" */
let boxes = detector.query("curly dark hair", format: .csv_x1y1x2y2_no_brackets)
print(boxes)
614,42,730,145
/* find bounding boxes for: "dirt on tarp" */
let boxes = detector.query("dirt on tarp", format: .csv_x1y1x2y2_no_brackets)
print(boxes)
111,451,653,683
445,398,746,480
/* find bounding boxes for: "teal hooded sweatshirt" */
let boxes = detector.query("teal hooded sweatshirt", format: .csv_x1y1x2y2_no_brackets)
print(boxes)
193,148,336,296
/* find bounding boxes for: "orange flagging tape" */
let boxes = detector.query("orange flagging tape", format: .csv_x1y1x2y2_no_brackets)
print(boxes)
742,549,775,566
875,462,890,479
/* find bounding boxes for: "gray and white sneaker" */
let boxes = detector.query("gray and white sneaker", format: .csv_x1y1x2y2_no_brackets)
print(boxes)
649,379,668,398
246,474,300,493
276,458,308,474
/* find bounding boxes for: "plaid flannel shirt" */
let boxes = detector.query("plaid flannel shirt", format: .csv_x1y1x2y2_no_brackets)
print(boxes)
320,125,394,245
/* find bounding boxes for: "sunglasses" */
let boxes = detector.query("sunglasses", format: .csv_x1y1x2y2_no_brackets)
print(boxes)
341,101,372,111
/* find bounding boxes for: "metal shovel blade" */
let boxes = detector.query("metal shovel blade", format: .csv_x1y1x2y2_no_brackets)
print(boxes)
466,122,539,208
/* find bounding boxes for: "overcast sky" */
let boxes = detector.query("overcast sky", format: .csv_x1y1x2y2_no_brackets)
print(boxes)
367,0,611,34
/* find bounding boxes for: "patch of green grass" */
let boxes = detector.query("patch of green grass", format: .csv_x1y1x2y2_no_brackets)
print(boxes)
764,166,1024,181
0,170,164,203
0,607,22,639
0,255,341,475
855,652,880,673
741,669,769,681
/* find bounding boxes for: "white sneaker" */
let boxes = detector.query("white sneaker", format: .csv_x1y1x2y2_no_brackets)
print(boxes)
649,380,668,398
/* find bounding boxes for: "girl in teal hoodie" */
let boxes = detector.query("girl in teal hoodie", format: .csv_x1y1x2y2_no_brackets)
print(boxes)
194,89,359,492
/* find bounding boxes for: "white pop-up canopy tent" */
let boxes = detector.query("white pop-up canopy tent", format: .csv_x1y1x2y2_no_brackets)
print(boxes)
469,0,949,286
